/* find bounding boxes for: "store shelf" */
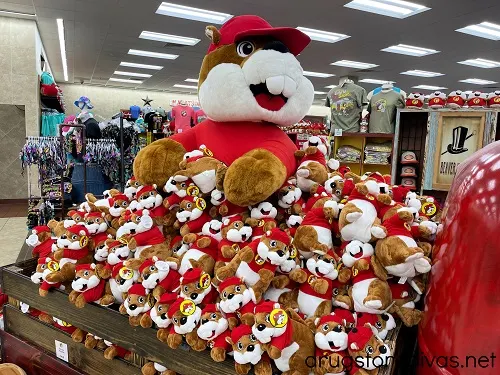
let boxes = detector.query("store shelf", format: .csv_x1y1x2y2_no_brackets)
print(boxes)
0,259,235,375
341,132,395,138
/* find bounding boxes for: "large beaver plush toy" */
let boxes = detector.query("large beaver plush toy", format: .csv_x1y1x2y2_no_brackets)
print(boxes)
133,16,314,207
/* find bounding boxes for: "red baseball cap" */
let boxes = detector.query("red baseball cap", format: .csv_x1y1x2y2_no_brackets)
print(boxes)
207,15,310,56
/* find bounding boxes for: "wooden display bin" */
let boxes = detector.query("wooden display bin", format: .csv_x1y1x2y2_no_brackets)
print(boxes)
0,258,405,375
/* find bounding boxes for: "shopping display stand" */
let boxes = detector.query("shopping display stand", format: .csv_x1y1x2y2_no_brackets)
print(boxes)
0,258,403,375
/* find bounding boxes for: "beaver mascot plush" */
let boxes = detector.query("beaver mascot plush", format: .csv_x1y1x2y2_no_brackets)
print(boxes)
133,16,314,207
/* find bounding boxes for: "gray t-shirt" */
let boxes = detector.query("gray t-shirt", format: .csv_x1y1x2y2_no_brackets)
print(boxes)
368,90,405,133
325,82,367,133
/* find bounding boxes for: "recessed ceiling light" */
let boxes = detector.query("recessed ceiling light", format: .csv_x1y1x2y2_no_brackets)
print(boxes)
413,85,447,90
174,84,198,89
0,9,36,17
156,2,232,24
119,62,163,70
456,22,500,41
382,44,439,57
458,58,500,69
459,78,498,85
331,60,379,69
314,91,327,95
56,19,68,82
359,78,395,85
114,71,152,78
128,49,178,60
140,31,200,46
185,78,199,83
401,70,444,77
109,78,143,84
303,71,335,78
344,0,430,19
296,27,350,43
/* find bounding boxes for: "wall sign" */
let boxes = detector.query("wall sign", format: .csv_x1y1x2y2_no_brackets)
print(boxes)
432,112,485,190
169,99,200,107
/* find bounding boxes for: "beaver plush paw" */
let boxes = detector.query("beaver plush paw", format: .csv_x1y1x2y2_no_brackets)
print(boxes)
223,149,287,206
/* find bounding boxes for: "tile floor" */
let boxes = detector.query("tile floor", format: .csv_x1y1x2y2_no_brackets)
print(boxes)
0,217,27,266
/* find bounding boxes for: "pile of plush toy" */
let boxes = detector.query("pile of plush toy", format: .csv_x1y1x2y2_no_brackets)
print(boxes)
25,136,440,375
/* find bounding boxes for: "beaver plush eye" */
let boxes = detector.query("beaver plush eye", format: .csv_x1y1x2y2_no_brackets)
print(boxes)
250,334,257,342
375,322,383,329
288,186,293,190
122,201,128,207
83,271,90,277
270,240,277,247
72,235,78,240
158,306,163,312
237,342,244,350
187,203,192,209
183,286,189,293
365,345,374,355
237,41,255,57
181,182,186,188
234,222,240,228
333,288,339,296
223,291,228,299
136,217,141,222
265,314,270,323
322,324,329,332
75,217,81,221
173,317,178,324
41,265,47,270
235,285,241,293
149,266,156,272
211,313,217,319
138,296,145,304
317,254,323,260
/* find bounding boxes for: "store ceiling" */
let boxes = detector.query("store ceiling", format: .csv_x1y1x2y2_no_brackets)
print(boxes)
3,0,500,104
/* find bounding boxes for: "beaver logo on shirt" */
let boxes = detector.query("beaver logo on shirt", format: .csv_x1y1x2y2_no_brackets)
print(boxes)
181,111,188,117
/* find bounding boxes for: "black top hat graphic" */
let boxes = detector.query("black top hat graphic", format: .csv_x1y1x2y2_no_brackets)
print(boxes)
446,126,476,155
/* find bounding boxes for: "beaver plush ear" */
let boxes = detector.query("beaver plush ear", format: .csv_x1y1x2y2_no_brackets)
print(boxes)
205,25,221,45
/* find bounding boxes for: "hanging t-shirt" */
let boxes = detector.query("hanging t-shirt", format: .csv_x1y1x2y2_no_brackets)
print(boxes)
171,105,195,133
325,82,367,133
129,105,141,120
368,90,405,134
194,109,207,124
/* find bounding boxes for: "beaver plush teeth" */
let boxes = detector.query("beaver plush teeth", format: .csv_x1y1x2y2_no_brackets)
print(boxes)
249,83,288,111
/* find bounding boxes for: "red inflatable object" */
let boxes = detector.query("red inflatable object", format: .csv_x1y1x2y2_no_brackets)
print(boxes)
418,141,500,374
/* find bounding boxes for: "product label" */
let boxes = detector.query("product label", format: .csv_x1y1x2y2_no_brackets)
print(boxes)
55,340,69,362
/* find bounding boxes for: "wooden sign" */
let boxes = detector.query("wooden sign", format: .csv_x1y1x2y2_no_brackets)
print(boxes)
433,112,485,190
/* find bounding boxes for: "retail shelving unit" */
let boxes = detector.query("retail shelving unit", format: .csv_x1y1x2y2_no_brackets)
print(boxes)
333,132,395,179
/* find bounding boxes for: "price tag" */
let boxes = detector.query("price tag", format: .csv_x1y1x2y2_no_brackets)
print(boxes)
334,129,343,137
55,340,69,362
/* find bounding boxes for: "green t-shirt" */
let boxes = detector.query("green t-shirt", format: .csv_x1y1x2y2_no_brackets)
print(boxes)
325,82,367,133
368,90,405,133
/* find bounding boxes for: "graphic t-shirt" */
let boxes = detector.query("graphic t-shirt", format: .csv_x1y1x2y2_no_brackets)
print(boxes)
129,105,141,120
195,109,207,124
325,82,367,133
368,90,405,134
171,105,195,133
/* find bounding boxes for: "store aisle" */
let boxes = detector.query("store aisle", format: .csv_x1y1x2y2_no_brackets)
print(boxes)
0,217,26,266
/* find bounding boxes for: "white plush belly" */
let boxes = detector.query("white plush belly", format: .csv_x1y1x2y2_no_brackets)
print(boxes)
264,287,291,302
341,200,377,242
180,249,206,275
109,280,124,304
297,291,325,317
193,170,216,193
235,262,260,286
352,278,381,314
273,342,300,372
395,235,418,248
385,263,418,278
312,225,333,248
134,245,152,259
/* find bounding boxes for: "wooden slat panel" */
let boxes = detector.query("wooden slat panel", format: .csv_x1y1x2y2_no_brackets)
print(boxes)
1,265,235,375
3,305,139,375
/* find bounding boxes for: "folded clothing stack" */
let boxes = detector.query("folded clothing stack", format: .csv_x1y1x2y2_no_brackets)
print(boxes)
336,145,362,162
364,141,392,164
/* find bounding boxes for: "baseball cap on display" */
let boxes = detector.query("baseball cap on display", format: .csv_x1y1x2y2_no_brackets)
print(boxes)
401,151,419,165
401,178,417,190
401,166,417,177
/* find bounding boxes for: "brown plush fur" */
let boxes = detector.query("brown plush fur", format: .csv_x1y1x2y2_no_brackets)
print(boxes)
35,259,72,297
176,156,226,188
68,268,114,308
31,231,52,258
198,310,230,362
84,333,106,350
348,333,391,375
141,362,176,375
313,320,347,375
174,198,209,236
47,210,85,237
181,234,216,275
167,309,206,351
104,345,133,361
295,147,329,186
225,332,273,375
215,218,249,273
218,282,255,327
120,291,154,327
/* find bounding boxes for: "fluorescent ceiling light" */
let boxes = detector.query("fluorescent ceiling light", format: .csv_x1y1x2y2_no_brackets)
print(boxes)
114,71,152,78
413,85,447,90
174,84,198,89
401,70,444,77
140,31,200,46
0,9,36,17
459,78,498,85
458,58,500,69
109,78,143,84
325,85,336,89
185,78,199,83
359,78,395,85
314,91,327,95
456,22,500,41
296,27,350,43
128,49,178,60
331,60,378,69
382,44,439,57
56,19,68,82
119,62,163,70
156,2,232,24
344,0,430,19
303,71,335,78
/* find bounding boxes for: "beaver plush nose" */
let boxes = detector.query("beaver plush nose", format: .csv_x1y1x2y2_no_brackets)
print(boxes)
277,250,285,257
60,235,67,239
130,229,136,234
178,208,184,212
180,317,187,325
129,304,137,310
201,319,208,324
119,279,126,285
190,293,198,300
379,346,388,354
263,40,290,54
257,324,266,331
143,274,149,280
380,186,387,193
247,345,255,352
227,293,234,300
